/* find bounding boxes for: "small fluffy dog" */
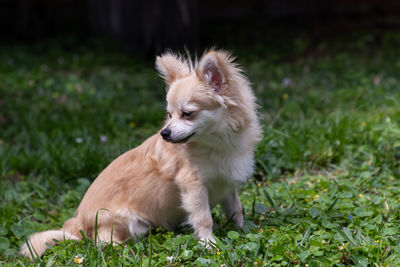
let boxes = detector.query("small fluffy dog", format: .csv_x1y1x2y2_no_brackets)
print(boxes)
21,50,261,259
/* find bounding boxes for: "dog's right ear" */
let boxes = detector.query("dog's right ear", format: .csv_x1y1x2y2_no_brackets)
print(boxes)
156,53,190,87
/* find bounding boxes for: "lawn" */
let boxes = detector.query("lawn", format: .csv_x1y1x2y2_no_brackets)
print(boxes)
1,29,400,266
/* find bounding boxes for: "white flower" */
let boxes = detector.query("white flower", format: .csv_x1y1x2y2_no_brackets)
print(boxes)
75,137,83,143
282,77,292,87
73,256,84,264
100,135,107,142
166,256,174,263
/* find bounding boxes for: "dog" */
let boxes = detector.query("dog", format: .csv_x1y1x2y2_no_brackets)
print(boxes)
21,50,262,259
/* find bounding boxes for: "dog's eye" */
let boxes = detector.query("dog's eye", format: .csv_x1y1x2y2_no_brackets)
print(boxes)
181,111,193,118
167,112,172,118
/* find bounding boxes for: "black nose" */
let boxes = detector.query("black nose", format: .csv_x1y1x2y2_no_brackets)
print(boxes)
161,128,171,140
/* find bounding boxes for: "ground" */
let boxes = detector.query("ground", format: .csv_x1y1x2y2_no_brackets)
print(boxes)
1,28,400,266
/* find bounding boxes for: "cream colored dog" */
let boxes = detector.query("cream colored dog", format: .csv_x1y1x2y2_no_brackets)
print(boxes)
21,50,261,259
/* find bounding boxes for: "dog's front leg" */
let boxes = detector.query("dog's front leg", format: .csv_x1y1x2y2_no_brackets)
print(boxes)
177,172,215,246
221,189,244,229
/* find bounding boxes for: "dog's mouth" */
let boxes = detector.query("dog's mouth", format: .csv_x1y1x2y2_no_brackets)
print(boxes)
171,132,196,144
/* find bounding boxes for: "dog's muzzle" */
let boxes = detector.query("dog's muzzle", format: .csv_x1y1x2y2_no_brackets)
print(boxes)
172,132,195,143
160,129,195,143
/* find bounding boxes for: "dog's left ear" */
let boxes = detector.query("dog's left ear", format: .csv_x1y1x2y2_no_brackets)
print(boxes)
196,52,226,94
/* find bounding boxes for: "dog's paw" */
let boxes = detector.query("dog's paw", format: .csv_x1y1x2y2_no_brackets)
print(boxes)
234,213,244,229
199,234,216,249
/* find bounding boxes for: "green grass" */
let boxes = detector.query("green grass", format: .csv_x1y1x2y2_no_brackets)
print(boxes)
1,30,400,266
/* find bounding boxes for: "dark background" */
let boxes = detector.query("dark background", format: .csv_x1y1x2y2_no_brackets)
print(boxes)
1,0,400,58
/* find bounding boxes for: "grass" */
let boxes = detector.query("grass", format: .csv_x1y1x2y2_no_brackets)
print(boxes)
1,28,400,266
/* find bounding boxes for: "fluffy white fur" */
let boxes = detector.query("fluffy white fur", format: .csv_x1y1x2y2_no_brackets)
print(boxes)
21,49,262,260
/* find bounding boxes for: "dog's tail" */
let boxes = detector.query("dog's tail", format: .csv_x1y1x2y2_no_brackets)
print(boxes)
20,228,80,260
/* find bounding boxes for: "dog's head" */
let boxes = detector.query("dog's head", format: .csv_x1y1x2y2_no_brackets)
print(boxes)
156,50,253,144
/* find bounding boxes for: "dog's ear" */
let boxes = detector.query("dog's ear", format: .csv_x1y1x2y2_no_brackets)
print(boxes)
196,51,226,94
156,53,190,87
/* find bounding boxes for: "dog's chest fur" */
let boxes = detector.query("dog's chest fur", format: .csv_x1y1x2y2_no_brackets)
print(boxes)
190,145,254,207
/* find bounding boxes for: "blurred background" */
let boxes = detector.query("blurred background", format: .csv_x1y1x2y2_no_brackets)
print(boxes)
1,0,400,57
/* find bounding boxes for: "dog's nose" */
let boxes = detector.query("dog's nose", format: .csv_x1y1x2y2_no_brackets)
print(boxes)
160,128,171,140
